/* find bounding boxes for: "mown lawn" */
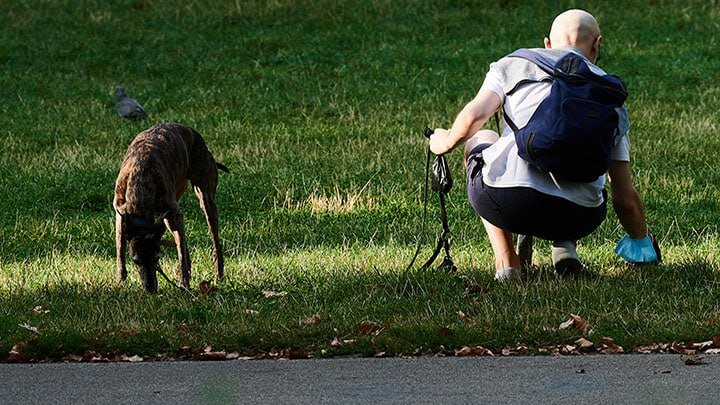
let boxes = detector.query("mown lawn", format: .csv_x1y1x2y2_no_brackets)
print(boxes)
1,0,720,361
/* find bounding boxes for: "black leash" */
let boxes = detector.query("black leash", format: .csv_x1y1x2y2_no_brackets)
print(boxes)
157,265,198,298
405,143,431,272
406,126,457,273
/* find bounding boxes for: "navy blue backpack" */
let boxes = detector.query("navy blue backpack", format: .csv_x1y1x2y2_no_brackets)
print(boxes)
504,49,628,182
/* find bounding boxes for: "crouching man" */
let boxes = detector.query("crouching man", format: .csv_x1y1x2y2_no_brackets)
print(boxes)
429,9,659,281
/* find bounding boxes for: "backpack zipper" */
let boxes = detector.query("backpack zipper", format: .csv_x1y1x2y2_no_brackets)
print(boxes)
567,72,628,99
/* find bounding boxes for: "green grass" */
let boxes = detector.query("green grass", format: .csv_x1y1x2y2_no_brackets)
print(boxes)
2,0,720,360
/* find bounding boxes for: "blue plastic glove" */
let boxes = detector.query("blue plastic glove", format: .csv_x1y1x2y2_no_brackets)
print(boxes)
614,233,661,264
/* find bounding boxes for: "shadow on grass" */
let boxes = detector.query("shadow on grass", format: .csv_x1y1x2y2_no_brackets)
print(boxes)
2,259,720,361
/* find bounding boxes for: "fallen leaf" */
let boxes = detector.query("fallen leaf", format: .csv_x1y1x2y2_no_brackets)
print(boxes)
32,306,49,314
243,309,260,316
570,314,588,333
600,337,616,346
302,315,322,325
437,326,451,337
598,337,624,354
64,354,83,362
195,352,227,361
455,346,492,356
455,346,473,356
262,290,288,298
19,323,40,334
374,351,386,358
559,318,575,330
122,354,144,363
7,342,29,363
465,284,492,295
705,348,720,354
635,343,659,354
225,352,241,360
558,314,588,333
288,350,312,359
198,280,219,297
559,344,578,355
11,342,27,353
501,344,528,356
694,341,714,351
358,321,382,336
575,338,595,350
684,356,704,366
330,337,341,347
457,311,474,319
713,335,720,347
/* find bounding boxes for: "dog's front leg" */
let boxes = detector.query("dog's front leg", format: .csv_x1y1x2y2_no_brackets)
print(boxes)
165,212,191,288
115,212,127,283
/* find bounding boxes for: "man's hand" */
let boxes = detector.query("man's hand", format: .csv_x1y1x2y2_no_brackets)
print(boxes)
429,128,451,155
615,232,661,265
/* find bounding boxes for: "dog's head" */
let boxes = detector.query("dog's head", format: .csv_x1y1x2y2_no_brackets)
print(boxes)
123,213,168,293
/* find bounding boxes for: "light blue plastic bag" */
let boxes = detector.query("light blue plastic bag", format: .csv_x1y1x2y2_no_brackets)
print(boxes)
614,235,658,263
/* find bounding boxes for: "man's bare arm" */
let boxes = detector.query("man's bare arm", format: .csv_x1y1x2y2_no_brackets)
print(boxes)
608,160,647,238
429,90,502,155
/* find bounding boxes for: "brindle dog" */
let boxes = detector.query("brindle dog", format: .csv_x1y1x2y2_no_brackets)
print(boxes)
113,123,228,292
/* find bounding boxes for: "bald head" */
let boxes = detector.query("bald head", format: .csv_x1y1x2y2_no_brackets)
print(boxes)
544,9,602,62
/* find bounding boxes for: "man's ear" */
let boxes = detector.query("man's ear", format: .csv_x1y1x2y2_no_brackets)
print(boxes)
544,37,551,49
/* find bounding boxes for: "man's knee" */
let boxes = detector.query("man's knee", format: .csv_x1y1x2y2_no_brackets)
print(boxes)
464,130,499,159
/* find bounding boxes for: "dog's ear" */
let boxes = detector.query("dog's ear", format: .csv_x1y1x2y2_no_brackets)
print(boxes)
126,215,153,237
154,211,170,225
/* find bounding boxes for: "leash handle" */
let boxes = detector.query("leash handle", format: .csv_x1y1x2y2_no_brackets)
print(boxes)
423,125,433,139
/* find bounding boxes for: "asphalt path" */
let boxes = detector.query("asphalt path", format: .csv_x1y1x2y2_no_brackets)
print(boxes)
1,354,719,404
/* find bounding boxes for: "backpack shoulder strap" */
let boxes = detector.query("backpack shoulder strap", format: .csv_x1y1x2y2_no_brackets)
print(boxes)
506,49,555,75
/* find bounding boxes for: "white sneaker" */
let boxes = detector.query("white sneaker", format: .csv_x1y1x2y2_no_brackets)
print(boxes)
551,241,583,276
494,267,521,282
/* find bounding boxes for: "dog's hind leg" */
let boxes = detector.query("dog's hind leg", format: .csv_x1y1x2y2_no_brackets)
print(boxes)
164,211,191,288
115,211,127,283
194,184,224,281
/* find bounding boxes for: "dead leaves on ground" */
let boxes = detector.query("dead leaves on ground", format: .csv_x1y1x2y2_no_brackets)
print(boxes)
634,340,720,355
197,280,219,298
262,290,288,298
684,356,705,366
558,314,589,334
18,323,41,335
358,321,383,336
465,284,493,295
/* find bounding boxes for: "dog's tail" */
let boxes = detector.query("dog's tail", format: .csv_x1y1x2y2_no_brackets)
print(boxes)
216,162,230,173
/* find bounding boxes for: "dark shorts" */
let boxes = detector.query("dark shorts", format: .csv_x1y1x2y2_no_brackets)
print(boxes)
466,144,606,241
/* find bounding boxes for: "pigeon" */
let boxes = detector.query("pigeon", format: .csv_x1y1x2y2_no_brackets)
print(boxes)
115,85,147,120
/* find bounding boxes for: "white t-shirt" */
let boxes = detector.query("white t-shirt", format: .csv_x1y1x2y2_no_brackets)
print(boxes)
479,46,630,208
